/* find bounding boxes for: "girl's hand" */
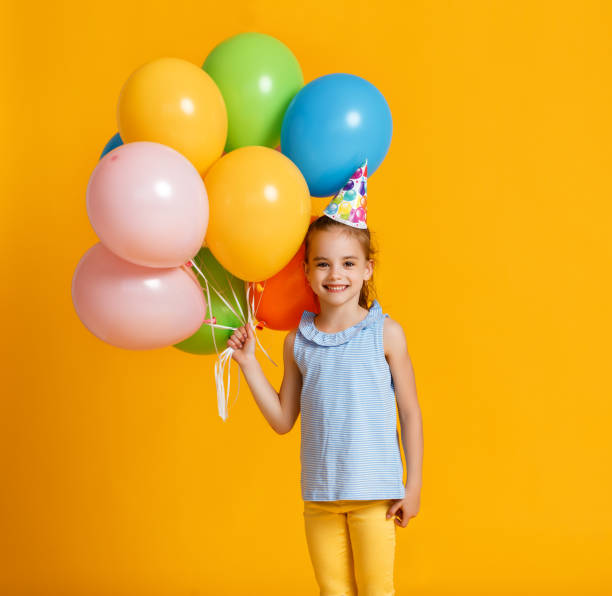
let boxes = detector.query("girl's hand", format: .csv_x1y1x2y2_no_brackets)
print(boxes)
227,323,256,367
386,486,421,528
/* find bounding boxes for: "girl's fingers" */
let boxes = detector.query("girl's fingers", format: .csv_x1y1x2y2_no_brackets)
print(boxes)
230,324,254,348
228,337,242,349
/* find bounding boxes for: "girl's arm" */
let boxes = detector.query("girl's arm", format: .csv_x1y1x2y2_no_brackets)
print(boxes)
384,317,423,490
228,324,302,435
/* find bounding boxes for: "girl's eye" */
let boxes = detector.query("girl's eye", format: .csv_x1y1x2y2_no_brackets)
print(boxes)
316,262,354,267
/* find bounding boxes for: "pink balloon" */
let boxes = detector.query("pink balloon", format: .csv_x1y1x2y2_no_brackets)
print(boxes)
71,243,206,350
87,141,208,268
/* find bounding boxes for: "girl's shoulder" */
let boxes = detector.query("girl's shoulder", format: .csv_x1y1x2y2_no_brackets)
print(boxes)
283,327,300,367
382,316,409,358
284,327,299,347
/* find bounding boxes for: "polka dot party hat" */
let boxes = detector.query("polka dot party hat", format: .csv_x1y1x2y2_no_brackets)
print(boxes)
323,160,368,229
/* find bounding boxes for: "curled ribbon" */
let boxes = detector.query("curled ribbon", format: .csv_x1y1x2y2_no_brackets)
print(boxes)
185,260,277,421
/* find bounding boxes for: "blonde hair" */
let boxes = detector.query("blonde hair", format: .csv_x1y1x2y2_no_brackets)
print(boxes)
303,215,378,309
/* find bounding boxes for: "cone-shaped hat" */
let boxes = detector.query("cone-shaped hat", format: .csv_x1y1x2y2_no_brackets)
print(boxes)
323,160,368,229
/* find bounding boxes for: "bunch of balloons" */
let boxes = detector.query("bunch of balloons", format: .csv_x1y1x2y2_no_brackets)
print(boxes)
71,32,393,418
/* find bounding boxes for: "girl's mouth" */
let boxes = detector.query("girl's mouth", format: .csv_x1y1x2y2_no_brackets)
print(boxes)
324,285,348,293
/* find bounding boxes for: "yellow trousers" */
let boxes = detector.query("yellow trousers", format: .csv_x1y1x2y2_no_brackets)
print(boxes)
303,499,397,596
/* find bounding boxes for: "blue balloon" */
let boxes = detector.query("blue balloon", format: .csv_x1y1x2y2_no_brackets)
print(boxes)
100,132,123,159
280,74,392,197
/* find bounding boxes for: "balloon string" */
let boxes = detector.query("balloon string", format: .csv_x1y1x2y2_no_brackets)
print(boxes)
214,347,241,421
187,258,230,418
186,258,277,421
194,259,247,325
223,269,247,324
201,267,219,355
218,279,267,420
204,322,238,330
246,282,278,368
249,280,266,319
190,259,244,325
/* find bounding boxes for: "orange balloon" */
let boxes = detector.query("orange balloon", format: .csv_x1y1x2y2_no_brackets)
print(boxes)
249,218,320,330
204,146,311,281
117,57,227,176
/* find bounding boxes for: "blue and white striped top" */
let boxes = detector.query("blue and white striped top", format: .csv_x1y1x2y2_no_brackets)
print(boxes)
293,299,406,501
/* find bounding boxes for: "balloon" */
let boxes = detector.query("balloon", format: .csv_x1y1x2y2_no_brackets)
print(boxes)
174,247,248,355
87,141,208,268
202,32,303,152
117,57,227,176
71,243,206,350
280,73,392,197
204,146,310,281
248,218,319,330
100,132,123,159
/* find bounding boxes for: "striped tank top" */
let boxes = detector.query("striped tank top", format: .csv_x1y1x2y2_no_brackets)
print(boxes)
293,299,406,501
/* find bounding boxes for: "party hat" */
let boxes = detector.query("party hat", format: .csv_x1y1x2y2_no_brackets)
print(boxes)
323,160,368,229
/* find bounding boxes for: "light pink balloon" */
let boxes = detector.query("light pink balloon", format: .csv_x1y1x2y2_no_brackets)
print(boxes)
87,141,208,268
71,243,206,350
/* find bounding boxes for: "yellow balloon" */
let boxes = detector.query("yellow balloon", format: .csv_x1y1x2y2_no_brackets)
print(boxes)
117,57,227,176
204,146,311,281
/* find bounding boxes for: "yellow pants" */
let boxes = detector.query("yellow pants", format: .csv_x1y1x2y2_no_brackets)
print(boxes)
303,499,397,596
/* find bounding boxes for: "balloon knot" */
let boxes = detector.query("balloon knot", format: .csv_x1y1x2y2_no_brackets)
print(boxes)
203,317,217,325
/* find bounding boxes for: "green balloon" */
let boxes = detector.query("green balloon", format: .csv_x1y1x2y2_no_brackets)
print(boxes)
202,32,303,152
174,247,248,355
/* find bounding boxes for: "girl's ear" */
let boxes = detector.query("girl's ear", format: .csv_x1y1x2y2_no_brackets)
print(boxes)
365,258,374,280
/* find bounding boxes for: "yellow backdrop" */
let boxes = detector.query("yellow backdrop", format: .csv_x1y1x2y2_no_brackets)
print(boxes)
2,1,611,594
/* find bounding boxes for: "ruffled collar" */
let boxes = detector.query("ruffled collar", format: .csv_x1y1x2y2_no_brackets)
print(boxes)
298,300,383,346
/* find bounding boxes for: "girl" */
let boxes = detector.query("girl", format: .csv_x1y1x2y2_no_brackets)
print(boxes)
227,167,423,595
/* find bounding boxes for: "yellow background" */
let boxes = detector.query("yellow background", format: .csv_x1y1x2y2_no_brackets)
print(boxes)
2,1,611,594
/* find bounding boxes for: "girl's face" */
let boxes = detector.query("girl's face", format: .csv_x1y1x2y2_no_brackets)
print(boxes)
304,229,373,306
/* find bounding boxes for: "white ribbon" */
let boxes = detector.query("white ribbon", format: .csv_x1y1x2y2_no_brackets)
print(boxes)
214,346,240,421
186,259,277,421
